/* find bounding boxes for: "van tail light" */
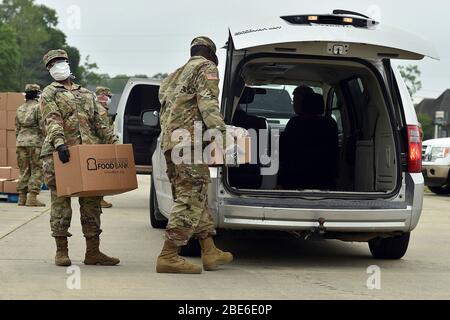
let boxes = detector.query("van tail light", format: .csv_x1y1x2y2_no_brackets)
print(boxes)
407,125,422,173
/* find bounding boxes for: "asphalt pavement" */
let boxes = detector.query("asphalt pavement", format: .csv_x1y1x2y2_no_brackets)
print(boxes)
0,175,449,299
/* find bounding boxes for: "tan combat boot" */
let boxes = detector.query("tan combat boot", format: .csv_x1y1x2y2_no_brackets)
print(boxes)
18,193,27,206
25,192,46,207
156,240,202,274
55,237,72,267
199,237,234,271
83,236,120,266
100,198,112,208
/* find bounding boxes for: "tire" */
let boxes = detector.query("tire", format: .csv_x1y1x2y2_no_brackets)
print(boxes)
429,186,450,195
150,176,168,229
369,233,410,260
179,238,201,257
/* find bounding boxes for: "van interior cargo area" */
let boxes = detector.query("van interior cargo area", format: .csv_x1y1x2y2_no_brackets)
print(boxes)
123,84,161,166
227,57,400,195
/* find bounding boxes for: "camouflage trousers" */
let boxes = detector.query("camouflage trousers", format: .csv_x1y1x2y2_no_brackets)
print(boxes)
164,151,216,247
42,155,102,238
16,147,43,194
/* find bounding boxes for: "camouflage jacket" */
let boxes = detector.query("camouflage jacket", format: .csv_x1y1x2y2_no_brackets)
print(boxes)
159,56,227,152
40,82,118,157
96,102,114,132
15,100,44,147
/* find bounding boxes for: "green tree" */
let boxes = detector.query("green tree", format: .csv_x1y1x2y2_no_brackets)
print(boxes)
418,113,434,141
78,55,110,87
398,65,422,97
0,0,83,90
0,23,20,90
152,73,168,80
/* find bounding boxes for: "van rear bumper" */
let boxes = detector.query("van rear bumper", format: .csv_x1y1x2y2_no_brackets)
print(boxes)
216,173,424,233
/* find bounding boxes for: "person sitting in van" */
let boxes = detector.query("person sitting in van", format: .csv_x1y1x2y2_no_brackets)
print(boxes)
279,89,339,190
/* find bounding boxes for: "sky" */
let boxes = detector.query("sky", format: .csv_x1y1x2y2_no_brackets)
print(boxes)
35,0,450,100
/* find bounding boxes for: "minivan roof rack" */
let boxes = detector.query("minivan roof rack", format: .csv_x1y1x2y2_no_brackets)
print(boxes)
332,9,370,19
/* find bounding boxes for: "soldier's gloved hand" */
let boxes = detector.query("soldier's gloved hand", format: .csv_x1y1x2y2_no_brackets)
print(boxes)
56,144,70,164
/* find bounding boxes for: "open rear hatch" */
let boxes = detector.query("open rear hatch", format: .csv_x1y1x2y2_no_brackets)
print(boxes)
222,11,437,199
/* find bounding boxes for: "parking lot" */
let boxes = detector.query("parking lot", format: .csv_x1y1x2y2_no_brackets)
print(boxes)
0,175,449,300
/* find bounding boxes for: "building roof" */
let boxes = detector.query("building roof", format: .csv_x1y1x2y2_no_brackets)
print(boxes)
416,89,450,117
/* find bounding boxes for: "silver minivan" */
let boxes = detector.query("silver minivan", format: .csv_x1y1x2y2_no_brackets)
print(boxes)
117,10,438,259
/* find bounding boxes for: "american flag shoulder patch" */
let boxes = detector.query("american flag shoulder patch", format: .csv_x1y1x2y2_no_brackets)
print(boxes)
206,72,219,80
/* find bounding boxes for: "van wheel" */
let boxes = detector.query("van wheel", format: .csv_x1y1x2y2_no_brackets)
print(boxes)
368,233,410,260
429,186,450,195
179,239,201,257
150,176,168,229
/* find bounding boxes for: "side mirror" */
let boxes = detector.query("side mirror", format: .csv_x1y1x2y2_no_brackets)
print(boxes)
142,110,159,127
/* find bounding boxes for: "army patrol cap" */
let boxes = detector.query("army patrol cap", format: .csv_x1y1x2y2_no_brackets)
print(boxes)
43,49,69,67
25,84,41,93
191,36,217,52
96,86,112,96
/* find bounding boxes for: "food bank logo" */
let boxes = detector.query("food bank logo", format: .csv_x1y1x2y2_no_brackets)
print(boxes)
86,158,129,171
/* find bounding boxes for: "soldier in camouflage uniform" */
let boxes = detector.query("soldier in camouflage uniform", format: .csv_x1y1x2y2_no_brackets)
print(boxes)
15,84,45,207
95,86,114,209
40,49,120,267
156,36,233,274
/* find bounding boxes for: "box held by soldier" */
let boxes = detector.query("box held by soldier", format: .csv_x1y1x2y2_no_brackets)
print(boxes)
53,144,138,197
207,136,252,166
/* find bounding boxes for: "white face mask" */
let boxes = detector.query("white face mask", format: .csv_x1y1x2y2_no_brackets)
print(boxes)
49,61,72,81
106,97,112,106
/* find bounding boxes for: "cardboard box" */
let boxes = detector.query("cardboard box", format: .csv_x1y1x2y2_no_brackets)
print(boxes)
0,93,7,111
7,111,15,130
0,130,6,147
54,144,138,197
6,93,24,111
3,180,18,194
0,179,7,193
7,148,17,168
0,111,6,129
7,130,15,148
0,167,11,179
206,136,252,166
0,148,6,166
11,168,20,180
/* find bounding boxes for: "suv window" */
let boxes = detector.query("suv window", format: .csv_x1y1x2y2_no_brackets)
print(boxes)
243,85,323,120
331,92,344,135
244,87,293,119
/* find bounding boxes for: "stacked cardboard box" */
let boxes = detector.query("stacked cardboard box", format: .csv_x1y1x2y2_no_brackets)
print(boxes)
0,166,19,194
0,92,24,169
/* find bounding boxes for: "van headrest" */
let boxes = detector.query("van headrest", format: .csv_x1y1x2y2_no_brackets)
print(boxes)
239,87,255,105
303,93,325,116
